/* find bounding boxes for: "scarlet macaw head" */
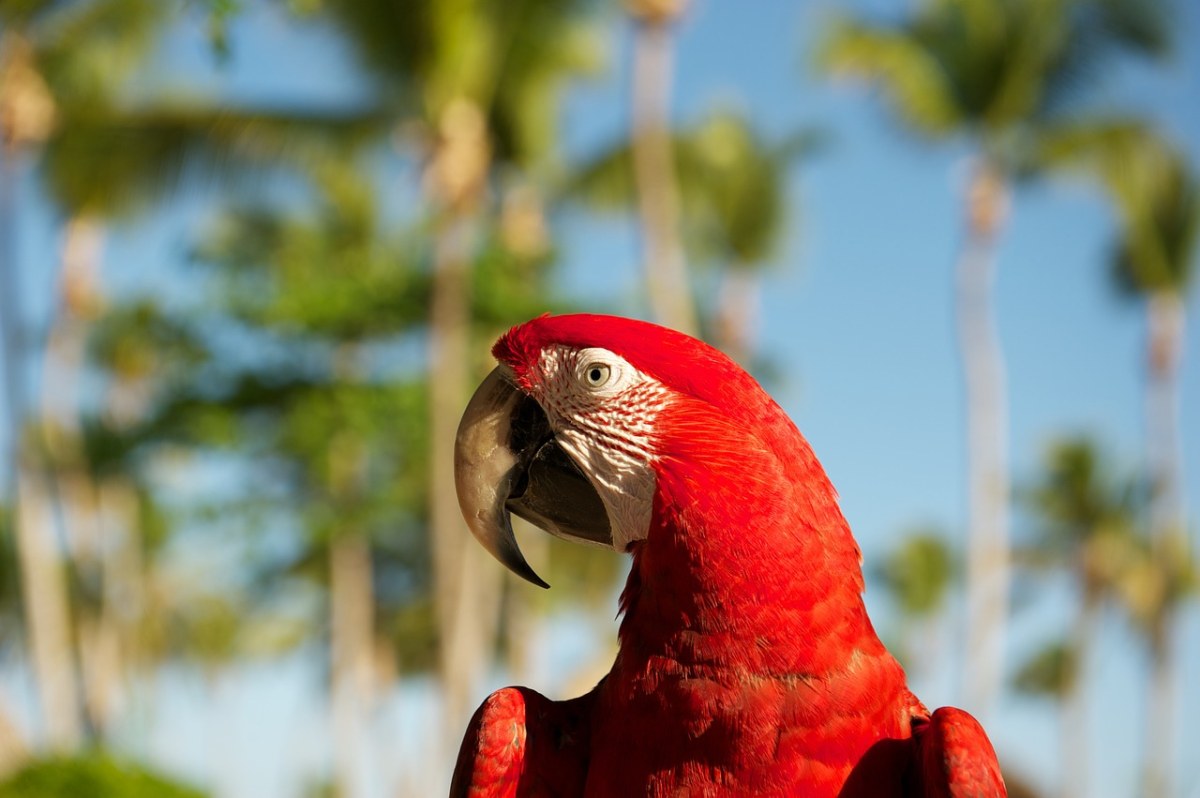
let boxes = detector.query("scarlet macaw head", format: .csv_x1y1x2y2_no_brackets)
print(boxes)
454,313,843,587
453,314,849,588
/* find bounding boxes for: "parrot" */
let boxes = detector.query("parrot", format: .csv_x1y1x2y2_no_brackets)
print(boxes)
451,313,1005,797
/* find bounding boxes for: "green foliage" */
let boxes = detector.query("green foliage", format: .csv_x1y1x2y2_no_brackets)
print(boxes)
1019,436,1142,598
817,0,1171,167
197,0,242,59
0,754,206,798
1013,640,1076,697
1024,437,1138,544
471,226,568,326
39,0,616,682
818,21,963,137
1037,121,1198,296
196,204,431,338
680,114,824,267
76,148,590,672
15,0,168,107
571,109,822,270
312,0,605,166
0,504,20,650
1116,531,1197,636
873,529,955,619
42,104,386,218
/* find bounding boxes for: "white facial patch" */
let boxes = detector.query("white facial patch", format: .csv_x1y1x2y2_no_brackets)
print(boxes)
534,346,670,552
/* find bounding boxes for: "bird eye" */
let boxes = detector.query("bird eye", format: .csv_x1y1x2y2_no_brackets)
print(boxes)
583,362,611,389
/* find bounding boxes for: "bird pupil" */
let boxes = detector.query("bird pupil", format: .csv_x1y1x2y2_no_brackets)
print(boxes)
590,368,602,382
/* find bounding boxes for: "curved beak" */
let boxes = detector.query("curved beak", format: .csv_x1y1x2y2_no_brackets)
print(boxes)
454,367,612,588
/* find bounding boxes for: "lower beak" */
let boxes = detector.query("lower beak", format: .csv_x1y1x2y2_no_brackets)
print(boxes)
453,367,612,587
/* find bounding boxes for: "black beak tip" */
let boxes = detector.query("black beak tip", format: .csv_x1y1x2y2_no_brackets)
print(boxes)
526,571,552,590
499,538,551,589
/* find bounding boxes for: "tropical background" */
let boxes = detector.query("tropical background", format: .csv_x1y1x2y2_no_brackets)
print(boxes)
0,0,1197,796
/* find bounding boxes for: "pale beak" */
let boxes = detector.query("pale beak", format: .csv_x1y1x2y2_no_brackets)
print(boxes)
454,367,612,587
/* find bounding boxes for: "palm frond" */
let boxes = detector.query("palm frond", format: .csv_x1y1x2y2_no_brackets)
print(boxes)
41,102,389,216
818,18,963,137
819,0,1174,158
872,530,957,619
33,0,169,102
314,0,605,168
1039,119,1198,294
0,0,73,26
1013,640,1077,697
568,111,820,268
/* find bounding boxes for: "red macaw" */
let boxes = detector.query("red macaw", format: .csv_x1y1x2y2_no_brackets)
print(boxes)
451,313,1005,797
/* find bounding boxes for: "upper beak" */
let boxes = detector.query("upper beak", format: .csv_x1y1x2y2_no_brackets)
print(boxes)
454,366,612,587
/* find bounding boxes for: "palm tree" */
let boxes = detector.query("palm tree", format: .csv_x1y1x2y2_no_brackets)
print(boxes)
676,114,822,363
1040,123,1198,798
625,0,698,334
1017,436,1141,798
87,173,587,796
78,164,431,796
571,108,821,362
1114,143,1198,798
14,25,405,798
15,10,387,751
0,0,178,751
872,529,955,682
818,0,1171,714
1049,125,1195,535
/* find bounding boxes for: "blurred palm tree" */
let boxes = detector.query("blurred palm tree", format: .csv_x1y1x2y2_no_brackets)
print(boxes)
571,108,822,363
1,0,390,760
3,0,387,754
871,529,955,682
307,1,605,756
0,0,174,752
678,115,823,364
624,0,698,334
1015,436,1141,798
17,2,604,791
1039,124,1199,797
818,0,1171,715
82,155,602,795
37,101,383,747
80,163,434,796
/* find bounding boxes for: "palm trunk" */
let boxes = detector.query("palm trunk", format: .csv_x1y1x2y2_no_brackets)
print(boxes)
713,268,759,365
1062,596,1098,798
1140,290,1185,798
428,209,505,734
1141,628,1176,798
323,350,378,798
0,694,27,776
630,15,697,336
426,98,504,743
957,158,1011,717
14,467,83,749
1145,292,1185,540
330,531,374,798
98,478,143,696
0,128,21,467
42,217,125,739
2,135,84,752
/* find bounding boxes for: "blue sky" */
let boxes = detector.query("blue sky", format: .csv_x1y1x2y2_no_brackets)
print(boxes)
3,1,1199,796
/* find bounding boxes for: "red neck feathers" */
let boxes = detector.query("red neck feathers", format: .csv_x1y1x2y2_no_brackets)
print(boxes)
619,392,882,680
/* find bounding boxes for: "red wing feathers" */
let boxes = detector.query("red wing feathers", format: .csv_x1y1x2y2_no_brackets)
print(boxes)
913,707,1006,798
449,686,593,798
